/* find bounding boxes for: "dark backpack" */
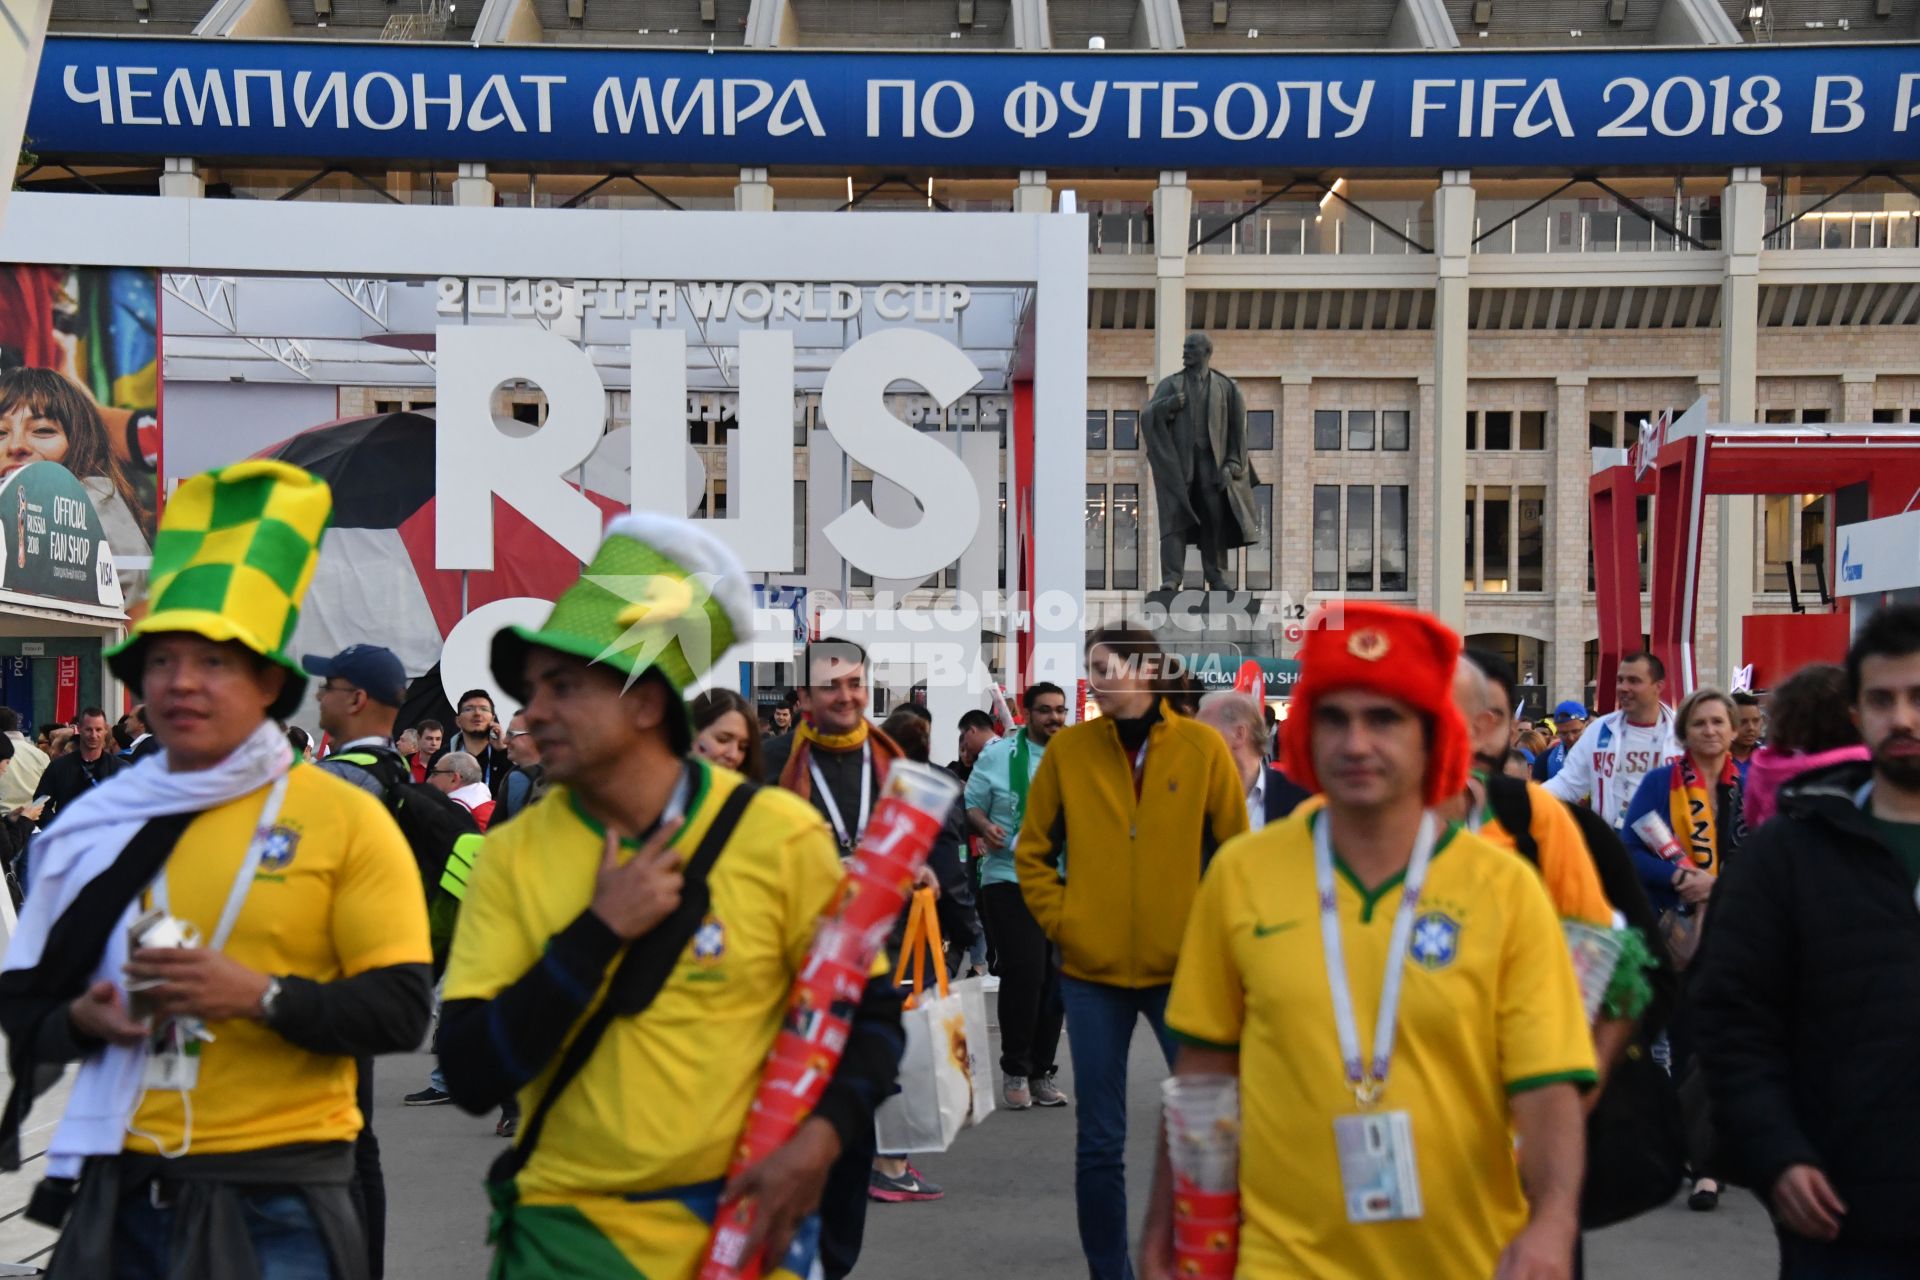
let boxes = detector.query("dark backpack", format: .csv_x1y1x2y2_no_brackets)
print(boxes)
1485,773,1687,1229
1482,773,1540,865
330,746,480,899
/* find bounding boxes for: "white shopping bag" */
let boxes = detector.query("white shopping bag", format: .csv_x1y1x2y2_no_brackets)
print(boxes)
874,890,991,1152
951,975,997,1128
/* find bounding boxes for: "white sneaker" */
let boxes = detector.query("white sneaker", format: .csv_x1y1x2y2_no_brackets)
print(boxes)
1003,1074,1033,1110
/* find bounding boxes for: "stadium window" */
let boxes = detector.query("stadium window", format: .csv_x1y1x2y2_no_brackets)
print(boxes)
1113,484,1140,590
1380,487,1409,592
1246,484,1274,592
1345,486,1374,593
1517,487,1546,591
1314,410,1342,451
1382,410,1410,452
1246,410,1274,451
850,481,873,588
1313,486,1341,591
1519,411,1547,450
1086,485,1108,590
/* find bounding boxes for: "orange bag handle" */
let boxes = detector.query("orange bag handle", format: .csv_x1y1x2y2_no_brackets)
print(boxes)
890,887,949,1009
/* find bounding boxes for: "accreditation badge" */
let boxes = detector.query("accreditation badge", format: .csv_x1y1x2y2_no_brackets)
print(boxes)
142,1021,202,1092
1333,1110,1423,1223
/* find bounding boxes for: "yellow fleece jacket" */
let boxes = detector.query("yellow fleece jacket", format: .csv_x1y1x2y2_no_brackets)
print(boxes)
1015,702,1250,988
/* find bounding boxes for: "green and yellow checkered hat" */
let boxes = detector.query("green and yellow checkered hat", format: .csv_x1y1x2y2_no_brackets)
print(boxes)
106,460,331,719
492,513,753,751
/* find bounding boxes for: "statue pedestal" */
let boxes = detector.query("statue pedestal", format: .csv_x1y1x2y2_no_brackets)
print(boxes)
1139,589,1278,661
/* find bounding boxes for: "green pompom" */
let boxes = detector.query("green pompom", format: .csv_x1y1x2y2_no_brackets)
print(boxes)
1601,926,1659,1022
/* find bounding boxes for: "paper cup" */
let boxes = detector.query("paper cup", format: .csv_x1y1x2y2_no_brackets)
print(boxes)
797,953,871,1006
1173,1217,1239,1256
875,760,962,822
1173,1250,1237,1280
752,1086,815,1130
854,799,945,866
809,920,873,970
1172,1187,1240,1223
760,1049,837,1109
737,1111,795,1165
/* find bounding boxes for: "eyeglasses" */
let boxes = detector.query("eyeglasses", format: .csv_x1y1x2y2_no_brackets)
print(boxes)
458,704,491,715
320,682,359,696
430,769,458,778
508,730,530,739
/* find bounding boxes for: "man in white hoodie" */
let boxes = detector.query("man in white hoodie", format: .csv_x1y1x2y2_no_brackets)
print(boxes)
1544,650,1681,830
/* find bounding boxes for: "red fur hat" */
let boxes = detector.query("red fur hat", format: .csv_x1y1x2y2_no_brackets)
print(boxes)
1281,603,1471,807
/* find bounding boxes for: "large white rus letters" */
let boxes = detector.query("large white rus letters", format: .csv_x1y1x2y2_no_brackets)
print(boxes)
434,322,996,745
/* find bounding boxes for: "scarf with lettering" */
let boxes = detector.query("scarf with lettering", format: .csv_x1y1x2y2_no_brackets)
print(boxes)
777,717,904,810
1669,752,1743,876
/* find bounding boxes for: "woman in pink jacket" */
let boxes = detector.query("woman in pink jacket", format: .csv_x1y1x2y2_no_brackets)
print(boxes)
1742,663,1868,829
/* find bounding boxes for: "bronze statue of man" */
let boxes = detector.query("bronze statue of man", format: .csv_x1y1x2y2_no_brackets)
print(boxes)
1142,332,1260,592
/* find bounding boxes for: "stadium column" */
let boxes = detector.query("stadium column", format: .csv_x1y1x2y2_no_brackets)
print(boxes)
159,158,204,198
1552,373,1591,703
1152,170,1191,382
1717,166,1764,683
452,163,495,207
734,167,774,211
1431,169,1474,630
1014,170,1050,214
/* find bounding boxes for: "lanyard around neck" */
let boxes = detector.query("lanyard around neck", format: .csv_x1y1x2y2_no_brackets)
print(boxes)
809,740,872,849
152,773,292,954
1313,810,1439,1108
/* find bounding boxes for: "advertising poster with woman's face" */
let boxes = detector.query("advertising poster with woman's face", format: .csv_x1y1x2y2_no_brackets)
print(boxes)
0,264,160,568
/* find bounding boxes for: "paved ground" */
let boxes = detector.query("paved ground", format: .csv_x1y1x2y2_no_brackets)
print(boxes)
2,1032,1778,1277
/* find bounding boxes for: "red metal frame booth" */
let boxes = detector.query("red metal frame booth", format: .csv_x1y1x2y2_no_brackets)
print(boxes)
1591,403,1920,702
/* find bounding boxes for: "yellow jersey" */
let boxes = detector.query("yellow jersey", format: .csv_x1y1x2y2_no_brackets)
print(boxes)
1165,810,1597,1280
443,762,853,1202
127,764,430,1156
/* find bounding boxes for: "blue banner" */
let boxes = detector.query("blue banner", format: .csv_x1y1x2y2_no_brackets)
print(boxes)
23,36,1920,169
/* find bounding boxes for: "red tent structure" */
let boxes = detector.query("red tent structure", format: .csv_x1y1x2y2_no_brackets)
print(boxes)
1591,401,1920,699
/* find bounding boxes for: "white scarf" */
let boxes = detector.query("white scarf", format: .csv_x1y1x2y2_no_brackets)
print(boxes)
2,720,294,1176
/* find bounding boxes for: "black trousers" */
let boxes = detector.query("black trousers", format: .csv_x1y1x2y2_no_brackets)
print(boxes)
979,882,1064,1080
351,1058,386,1280
817,1108,879,1280
1778,1228,1920,1279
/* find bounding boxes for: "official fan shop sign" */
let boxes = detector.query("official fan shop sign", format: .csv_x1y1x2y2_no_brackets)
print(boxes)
25,37,1920,170
0,462,125,611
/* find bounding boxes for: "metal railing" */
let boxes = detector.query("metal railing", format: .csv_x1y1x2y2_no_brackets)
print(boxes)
1473,195,1719,254
1768,209,1920,251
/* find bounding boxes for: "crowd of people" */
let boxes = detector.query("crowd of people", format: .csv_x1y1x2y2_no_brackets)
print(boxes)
0,458,1914,1280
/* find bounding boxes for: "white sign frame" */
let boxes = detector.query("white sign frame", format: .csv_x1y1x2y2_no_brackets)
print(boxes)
0,195,1090,739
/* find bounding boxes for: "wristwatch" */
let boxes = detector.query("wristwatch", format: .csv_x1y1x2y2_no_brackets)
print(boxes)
257,976,284,1023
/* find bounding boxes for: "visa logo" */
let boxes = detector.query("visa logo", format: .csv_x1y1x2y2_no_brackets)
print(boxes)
1842,538,1862,583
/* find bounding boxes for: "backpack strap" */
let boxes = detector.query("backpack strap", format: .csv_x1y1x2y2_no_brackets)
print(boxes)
330,747,411,799
1485,774,1540,867
489,777,760,1184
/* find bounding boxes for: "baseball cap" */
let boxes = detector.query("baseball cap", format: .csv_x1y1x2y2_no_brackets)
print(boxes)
1553,699,1590,721
303,645,408,708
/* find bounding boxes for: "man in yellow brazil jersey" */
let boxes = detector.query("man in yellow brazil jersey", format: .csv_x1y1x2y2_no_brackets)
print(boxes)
435,513,904,1280
0,460,433,1278
1144,602,1596,1280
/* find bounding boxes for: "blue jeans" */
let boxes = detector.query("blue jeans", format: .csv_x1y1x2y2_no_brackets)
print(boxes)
115,1188,335,1279
1059,976,1176,1280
